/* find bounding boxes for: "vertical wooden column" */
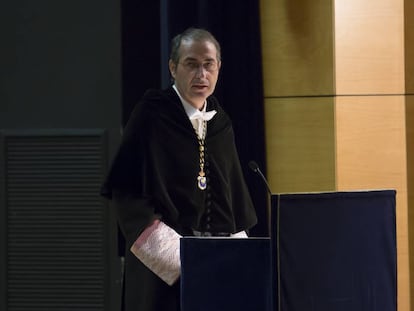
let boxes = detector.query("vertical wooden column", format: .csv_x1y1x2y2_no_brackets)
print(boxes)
260,0,412,309
405,0,414,306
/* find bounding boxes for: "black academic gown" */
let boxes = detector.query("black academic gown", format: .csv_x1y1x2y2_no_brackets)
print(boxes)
101,87,257,311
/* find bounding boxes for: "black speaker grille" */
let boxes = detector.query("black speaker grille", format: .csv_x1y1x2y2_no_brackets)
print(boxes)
4,132,108,311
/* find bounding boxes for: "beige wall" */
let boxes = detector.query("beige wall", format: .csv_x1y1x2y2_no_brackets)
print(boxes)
260,0,412,309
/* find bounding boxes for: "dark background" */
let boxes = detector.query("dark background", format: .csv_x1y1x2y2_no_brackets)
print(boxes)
0,0,267,310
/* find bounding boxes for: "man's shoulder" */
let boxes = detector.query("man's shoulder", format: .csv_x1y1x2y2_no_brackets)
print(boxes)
142,87,176,102
125,88,172,127
137,87,179,112
142,88,163,101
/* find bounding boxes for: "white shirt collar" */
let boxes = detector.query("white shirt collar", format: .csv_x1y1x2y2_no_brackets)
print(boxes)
172,85,217,138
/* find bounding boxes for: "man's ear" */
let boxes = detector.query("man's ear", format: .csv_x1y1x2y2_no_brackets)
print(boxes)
169,59,176,79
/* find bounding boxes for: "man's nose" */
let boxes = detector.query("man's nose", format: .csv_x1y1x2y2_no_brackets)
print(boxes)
194,65,207,77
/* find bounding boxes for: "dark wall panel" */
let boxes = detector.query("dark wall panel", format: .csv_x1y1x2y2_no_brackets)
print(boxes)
0,1,123,310
0,0,122,130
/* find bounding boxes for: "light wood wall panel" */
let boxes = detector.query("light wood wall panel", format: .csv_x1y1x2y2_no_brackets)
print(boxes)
264,97,335,193
335,97,407,189
260,0,412,309
334,0,405,95
260,0,334,97
406,1,414,93
407,95,414,305
335,96,409,310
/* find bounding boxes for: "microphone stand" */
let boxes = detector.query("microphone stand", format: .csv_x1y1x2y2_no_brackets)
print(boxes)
249,160,272,236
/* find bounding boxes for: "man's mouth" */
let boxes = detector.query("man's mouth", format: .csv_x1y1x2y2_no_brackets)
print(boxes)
192,85,208,90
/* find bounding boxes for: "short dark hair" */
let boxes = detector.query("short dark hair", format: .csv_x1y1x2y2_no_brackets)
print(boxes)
169,27,221,64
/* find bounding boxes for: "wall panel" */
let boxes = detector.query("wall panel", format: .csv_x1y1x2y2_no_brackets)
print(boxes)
335,96,407,189
335,0,405,95
265,97,335,193
406,1,414,93
260,0,334,97
407,95,414,305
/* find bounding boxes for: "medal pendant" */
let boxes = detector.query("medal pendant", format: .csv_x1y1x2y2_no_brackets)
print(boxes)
197,175,207,190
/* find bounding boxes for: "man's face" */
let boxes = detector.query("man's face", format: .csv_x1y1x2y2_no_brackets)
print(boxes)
169,39,221,109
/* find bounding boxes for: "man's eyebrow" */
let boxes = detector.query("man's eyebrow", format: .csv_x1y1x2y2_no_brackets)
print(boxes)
182,57,216,62
182,57,198,62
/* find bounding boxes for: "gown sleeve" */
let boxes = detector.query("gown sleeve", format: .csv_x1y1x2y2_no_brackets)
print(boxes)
101,91,161,245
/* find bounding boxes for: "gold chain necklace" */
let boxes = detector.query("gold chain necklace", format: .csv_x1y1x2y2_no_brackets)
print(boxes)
197,120,207,190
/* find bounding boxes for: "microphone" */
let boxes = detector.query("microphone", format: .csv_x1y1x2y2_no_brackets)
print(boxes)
248,160,272,195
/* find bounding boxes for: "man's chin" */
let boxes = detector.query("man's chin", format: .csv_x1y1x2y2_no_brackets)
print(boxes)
191,89,212,99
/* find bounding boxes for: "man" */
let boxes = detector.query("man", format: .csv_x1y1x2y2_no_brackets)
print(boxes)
101,28,257,311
